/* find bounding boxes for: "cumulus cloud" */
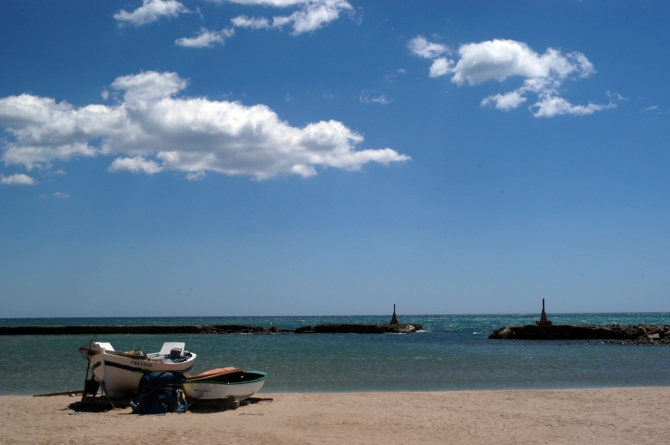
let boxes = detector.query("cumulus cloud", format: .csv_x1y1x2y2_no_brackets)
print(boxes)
227,0,353,35
359,90,391,105
411,37,615,117
384,68,406,82
134,0,351,48
429,58,452,78
114,0,189,26
530,95,616,118
451,40,594,85
175,28,235,47
109,156,163,174
0,71,409,180
408,36,449,59
0,173,36,185
231,15,271,29
40,191,71,199
480,90,526,111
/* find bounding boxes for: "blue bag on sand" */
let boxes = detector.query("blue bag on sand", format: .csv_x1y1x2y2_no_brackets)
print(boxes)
130,371,188,415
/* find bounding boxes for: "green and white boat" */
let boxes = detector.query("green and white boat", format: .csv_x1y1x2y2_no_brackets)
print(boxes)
183,367,268,401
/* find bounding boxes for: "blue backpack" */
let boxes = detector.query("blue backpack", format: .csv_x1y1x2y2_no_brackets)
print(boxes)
130,371,188,415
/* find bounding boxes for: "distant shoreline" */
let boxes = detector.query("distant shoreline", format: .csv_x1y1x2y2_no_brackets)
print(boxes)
0,322,423,336
3,312,670,320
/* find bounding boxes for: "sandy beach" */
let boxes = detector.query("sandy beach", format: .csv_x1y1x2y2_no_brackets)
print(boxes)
1,387,668,444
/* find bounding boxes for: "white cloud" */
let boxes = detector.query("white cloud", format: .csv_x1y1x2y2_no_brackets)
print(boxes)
109,156,163,174
111,71,188,102
359,90,390,105
481,91,527,111
231,15,271,29
0,71,409,180
429,58,452,78
530,95,616,118
175,28,235,47
384,68,407,82
114,0,189,26
0,173,36,185
642,105,658,112
40,191,71,199
228,0,353,35
451,40,594,86
408,36,449,59
2,142,98,170
607,91,624,101
411,36,614,118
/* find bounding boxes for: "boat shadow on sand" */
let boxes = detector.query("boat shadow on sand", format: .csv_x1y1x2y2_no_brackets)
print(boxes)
67,396,272,414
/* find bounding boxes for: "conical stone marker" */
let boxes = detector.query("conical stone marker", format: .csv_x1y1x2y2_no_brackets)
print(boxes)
390,304,398,325
536,298,552,326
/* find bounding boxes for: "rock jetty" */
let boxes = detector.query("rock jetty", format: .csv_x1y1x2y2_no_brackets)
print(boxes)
489,324,670,344
0,307,423,336
0,322,424,336
295,323,422,334
489,300,670,344
295,305,422,334
0,324,274,336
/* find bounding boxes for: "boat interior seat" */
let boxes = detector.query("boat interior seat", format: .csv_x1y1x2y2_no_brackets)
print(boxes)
159,342,186,357
92,342,115,351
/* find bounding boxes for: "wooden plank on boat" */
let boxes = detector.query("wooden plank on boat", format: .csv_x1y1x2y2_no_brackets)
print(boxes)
187,367,244,381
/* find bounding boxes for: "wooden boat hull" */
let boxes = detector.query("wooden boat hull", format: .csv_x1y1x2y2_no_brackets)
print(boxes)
183,371,267,401
90,352,196,398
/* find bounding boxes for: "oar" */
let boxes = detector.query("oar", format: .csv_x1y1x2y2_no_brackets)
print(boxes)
34,390,84,397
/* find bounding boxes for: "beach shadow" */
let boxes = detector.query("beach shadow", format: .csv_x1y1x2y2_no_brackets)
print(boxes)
187,397,273,414
67,396,273,414
68,397,131,413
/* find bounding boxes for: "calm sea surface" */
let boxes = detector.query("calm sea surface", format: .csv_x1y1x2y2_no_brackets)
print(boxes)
1,313,669,395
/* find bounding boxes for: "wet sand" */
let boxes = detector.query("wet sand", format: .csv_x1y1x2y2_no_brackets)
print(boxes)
1,388,669,444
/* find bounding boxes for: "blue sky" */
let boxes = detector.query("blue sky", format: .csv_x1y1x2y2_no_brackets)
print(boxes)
0,0,668,317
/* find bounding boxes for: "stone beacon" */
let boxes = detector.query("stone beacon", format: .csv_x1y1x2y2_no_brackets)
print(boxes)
390,304,399,325
536,298,552,326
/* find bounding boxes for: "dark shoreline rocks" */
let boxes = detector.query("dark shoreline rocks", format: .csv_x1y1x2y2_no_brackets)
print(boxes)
0,323,424,336
489,323,670,344
0,324,274,336
295,323,423,334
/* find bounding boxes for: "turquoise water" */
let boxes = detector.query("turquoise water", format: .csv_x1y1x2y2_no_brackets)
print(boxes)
1,314,669,395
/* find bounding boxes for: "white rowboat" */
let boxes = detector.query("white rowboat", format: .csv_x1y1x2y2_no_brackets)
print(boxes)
183,369,267,401
80,341,197,398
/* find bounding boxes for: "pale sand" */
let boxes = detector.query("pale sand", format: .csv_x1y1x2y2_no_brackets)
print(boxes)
1,388,669,445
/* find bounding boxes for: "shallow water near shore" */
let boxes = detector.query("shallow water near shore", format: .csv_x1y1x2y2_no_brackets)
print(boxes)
1,313,670,395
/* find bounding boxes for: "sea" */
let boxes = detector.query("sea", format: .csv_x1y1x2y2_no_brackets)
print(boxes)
1,313,670,395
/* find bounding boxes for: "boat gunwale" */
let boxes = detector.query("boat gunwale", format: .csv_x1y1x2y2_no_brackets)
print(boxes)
89,351,197,374
184,371,267,386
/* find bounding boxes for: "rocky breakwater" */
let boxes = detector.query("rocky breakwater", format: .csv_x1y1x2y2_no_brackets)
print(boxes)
489,324,670,344
0,324,275,336
294,304,423,334
295,323,423,334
